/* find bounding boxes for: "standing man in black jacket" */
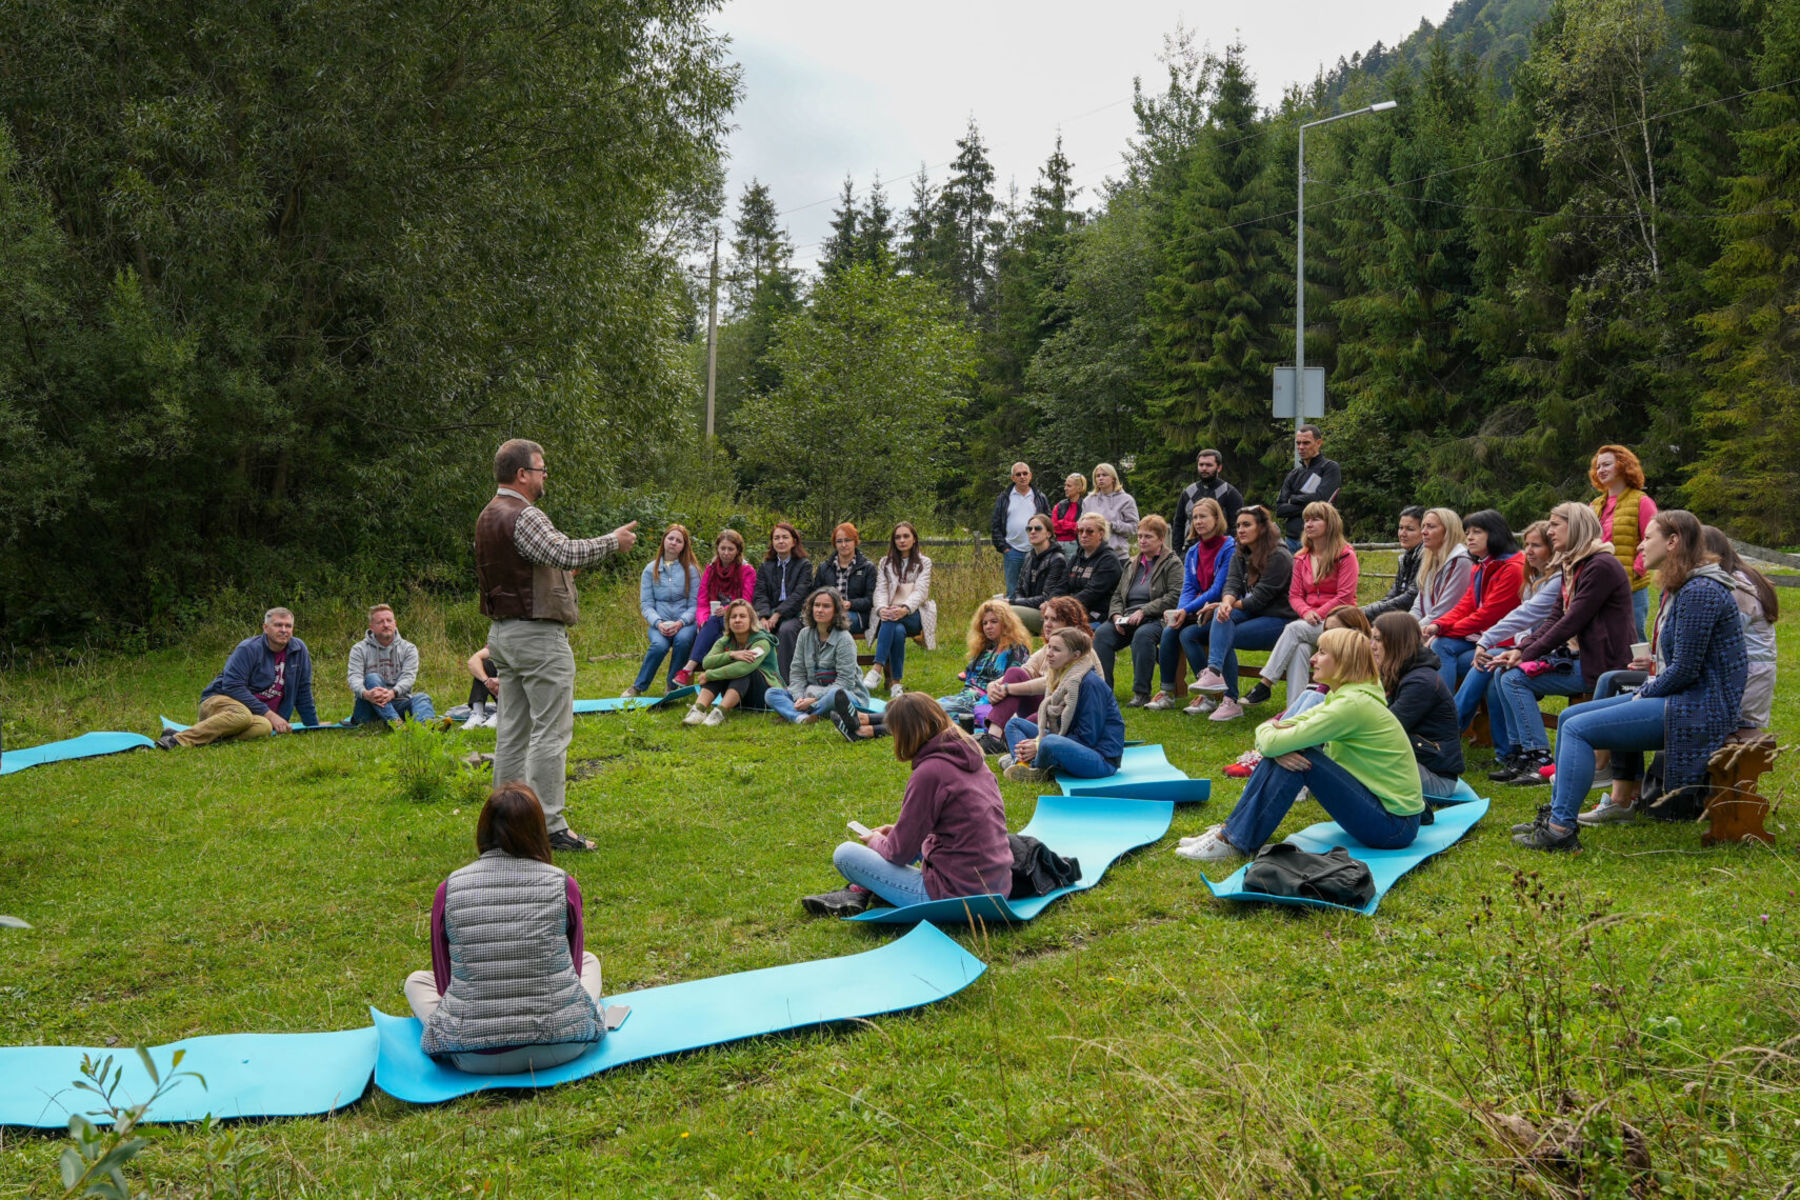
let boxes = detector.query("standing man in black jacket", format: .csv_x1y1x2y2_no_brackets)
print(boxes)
1172,448,1245,557
989,462,1052,599
1273,424,1341,549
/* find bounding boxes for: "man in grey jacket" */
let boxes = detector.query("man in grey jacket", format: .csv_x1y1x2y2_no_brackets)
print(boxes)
348,604,436,726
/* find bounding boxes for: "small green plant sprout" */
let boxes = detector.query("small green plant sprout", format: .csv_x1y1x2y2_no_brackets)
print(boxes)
59,1047,204,1199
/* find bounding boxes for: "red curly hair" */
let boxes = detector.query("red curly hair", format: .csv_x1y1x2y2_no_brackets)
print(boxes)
1588,444,1646,492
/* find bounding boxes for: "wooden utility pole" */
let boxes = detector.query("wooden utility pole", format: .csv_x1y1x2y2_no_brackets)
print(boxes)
704,228,720,452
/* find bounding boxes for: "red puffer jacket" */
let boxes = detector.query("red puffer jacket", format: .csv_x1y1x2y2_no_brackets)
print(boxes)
1435,552,1524,640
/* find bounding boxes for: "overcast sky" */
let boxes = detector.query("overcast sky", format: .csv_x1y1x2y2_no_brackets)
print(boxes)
711,0,1449,271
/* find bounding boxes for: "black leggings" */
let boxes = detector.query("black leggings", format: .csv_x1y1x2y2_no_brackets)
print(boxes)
466,658,499,707
722,672,774,711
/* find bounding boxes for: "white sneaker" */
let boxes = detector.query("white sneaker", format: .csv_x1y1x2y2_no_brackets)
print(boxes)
701,707,727,727
1182,696,1217,716
1144,693,1175,711
890,682,904,699
682,705,708,726
1176,824,1220,849
1578,796,1638,825
480,708,501,728
1174,827,1240,862
998,754,1015,771
461,705,489,731
862,666,883,689
621,685,641,699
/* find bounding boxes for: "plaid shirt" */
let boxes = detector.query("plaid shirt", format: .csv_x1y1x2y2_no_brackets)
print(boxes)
497,488,619,570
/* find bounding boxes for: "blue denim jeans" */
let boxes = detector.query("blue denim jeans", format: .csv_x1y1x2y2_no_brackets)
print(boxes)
846,611,867,636
1222,748,1422,854
1549,692,1666,826
832,840,932,907
777,684,850,724
1494,660,1589,753
1206,612,1289,699
1002,547,1028,597
1003,717,1117,779
1432,637,1478,695
873,611,924,681
1631,586,1650,641
634,624,698,690
690,615,728,666
1158,619,1211,690
1455,665,1514,757
350,673,435,725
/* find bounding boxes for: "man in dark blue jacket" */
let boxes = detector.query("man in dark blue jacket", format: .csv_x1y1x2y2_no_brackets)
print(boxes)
157,608,321,748
989,463,1052,597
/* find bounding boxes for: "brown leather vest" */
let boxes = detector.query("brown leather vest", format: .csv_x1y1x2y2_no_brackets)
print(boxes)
475,494,580,625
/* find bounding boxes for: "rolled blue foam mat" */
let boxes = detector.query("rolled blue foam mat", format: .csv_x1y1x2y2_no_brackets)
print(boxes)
0,1028,379,1128
850,794,1174,925
371,922,985,1103
1201,795,1490,916
1059,744,1210,803
0,732,155,776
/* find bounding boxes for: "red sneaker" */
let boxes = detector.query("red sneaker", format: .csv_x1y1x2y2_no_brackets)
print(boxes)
673,668,693,687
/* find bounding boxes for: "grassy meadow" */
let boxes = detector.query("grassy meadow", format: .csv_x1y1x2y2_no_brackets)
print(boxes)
1,549,1797,1197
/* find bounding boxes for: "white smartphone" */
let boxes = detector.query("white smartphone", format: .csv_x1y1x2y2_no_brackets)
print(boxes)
603,1005,631,1031
847,820,873,839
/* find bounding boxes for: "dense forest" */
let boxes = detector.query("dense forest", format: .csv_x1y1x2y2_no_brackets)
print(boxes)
3,0,1797,647
710,0,1800,548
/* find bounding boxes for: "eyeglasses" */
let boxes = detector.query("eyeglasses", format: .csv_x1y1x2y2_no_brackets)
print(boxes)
1011,471,1030,477
521,466,549,476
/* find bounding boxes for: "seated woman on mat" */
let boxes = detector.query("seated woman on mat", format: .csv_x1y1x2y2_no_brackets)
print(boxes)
959,596,1091,754
675,529,754,686
1515,510,1747,850
1176,628,1426,863
684,600,782,728
461,646,500,729
624,523,700,698
405,783,605,1073
783,587,870,723
1371,612,1465,798
1421,510,1522,697
1454,520,1554,761
1006,513,1069,634
1001,626,1125,784
863,521,936,699
815,523,878,636
938,601,1034,723
1241,500,1358,710
1220,605,1369,779
1192,505,1297,722
1146,498,1235,712
800,693,1013,918
1091,514,1184,706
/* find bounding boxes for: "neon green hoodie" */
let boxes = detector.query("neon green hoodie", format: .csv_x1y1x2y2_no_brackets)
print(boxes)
1252,680,1425,816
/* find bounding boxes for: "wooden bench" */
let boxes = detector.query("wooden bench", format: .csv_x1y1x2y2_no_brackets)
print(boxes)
1466,693,1592,746
1702,735,1778,848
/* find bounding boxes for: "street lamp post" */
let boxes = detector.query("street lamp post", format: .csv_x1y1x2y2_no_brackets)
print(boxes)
1294,99,1397,465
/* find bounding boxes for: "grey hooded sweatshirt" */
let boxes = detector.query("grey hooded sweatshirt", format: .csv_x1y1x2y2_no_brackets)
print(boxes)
348,631,420,699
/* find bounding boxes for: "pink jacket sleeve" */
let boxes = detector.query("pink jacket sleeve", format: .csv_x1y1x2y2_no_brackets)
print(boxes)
1633,495,1658,578
696,568,715,617
1329,548,1360,611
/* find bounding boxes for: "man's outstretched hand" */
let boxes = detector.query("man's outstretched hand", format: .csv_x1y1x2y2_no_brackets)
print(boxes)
611,521,639,553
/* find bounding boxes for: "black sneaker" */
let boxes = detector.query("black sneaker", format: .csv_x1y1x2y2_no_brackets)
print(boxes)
548,829,596,852
1510,803,1553,835
1512,814,1581,852
1506,751,1555,786
1244,681,1273,707
1487,753,1525,782
829,709,860,745
833,688,857,724
800,886,872,917
154,730,181,751
975,732,1006,756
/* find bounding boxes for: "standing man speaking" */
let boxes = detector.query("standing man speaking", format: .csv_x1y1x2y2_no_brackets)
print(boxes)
476,439,637,852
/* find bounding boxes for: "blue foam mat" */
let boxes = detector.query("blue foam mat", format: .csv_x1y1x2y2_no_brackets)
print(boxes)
849,794,1175,925
159,716,349,734
1,732,155,776
1427,778,1483,806
0,1028,379,1128
1202,795,1490,916
371,922,984,1102
1058,744,1209,802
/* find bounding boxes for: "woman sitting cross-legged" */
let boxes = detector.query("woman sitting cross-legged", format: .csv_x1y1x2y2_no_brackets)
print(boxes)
1192,505,1298,722
1515,510,1747,849
1371,612,1465,798
674,529,755,686
1220,604,1370,780
684,600,783,728
625,523,700,698
1486,502,1634,784
1091,514,1184,707
782,587,870,723
1147,498,1236,713
863,522,936,699
938,601,1034,725
1421,510,1522,698
404,783,605,1073
1006,513,1069,634
1177,628,1427,862
1001,626,1125,783
1242,501,1358,710
815,523,878,636
800,694,1013,917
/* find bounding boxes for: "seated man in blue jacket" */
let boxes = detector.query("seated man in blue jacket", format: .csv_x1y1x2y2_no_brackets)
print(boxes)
157,607,320,748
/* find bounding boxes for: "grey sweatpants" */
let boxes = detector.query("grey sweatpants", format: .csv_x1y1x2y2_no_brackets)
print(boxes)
488,618,578,834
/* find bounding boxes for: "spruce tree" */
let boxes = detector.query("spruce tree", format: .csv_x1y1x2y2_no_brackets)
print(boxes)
818,175,861,280
857,174,896,272
900,164,935,278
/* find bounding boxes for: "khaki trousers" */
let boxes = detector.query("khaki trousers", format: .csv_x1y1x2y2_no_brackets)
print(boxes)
487,618,578,834
174,695,272,747
404,952,602,1075
1011,605,1044,635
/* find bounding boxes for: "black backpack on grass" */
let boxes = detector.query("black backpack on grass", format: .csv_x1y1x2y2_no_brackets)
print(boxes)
1243,843,1375,908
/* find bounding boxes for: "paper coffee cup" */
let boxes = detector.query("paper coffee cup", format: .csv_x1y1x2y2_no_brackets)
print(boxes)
1630,641,1650,659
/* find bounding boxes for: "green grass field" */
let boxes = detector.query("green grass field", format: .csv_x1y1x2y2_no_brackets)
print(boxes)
2,554,1797,1197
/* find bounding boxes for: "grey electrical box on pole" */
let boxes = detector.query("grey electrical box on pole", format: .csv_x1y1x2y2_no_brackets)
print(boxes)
1272,366,1326,420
